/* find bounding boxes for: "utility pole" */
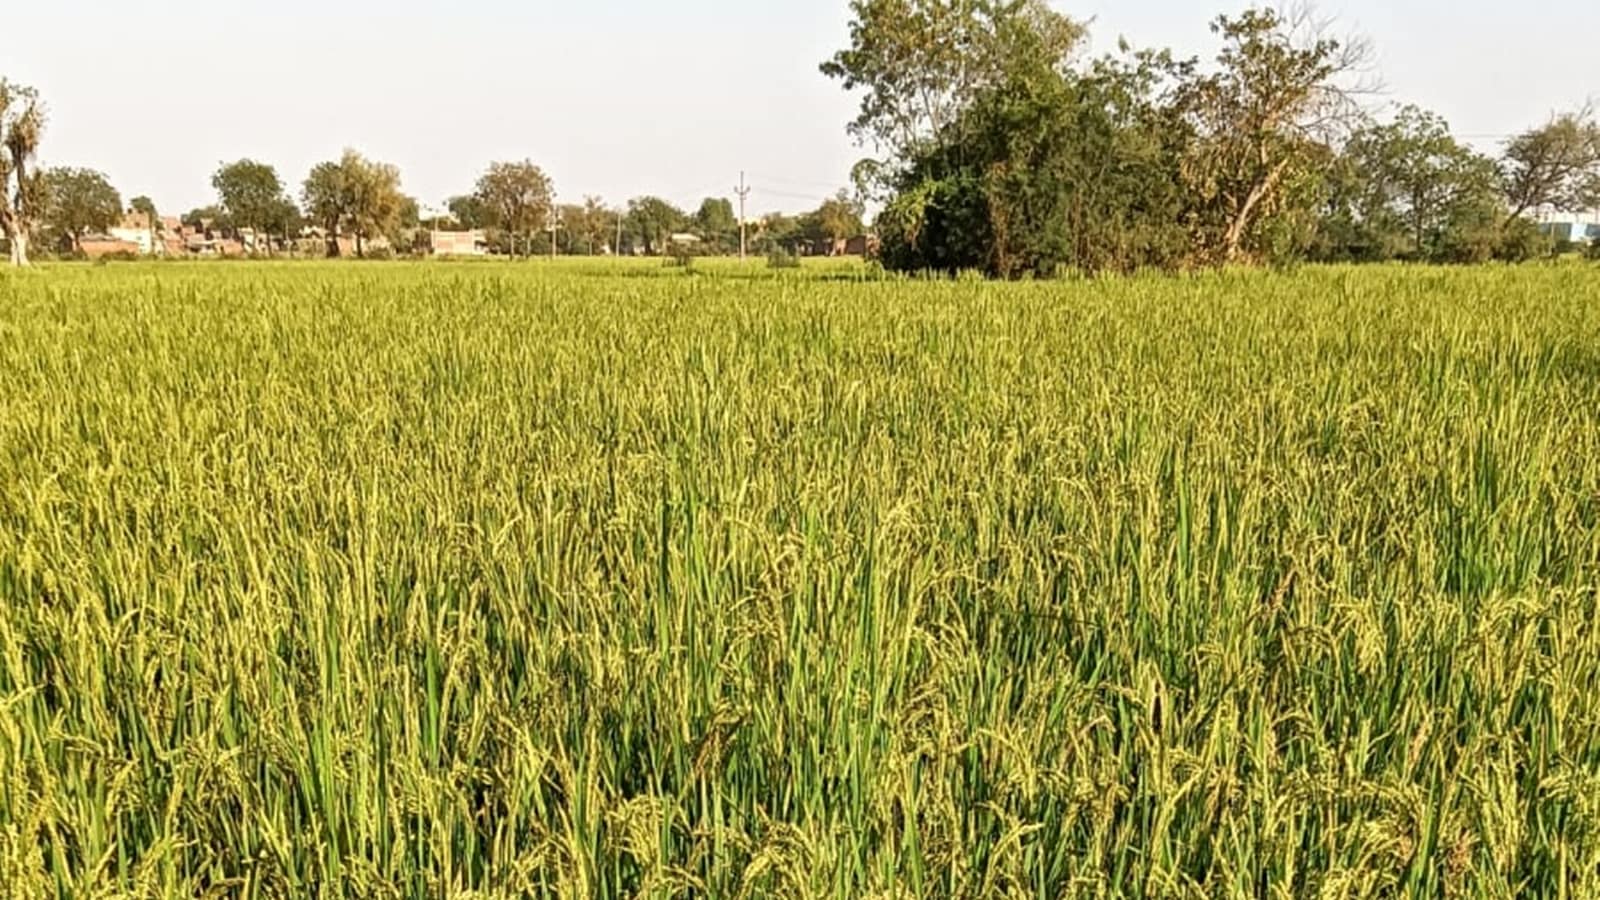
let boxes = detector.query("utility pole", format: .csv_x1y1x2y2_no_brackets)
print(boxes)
548,201,559,261
736,171,751,262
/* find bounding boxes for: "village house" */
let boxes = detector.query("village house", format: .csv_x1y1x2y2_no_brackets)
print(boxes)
426,229,488,257
296,225,393,257
159,217,186,256
78,237,143,259
844,234,880,257
107,210,155,255
1535,209,1600,244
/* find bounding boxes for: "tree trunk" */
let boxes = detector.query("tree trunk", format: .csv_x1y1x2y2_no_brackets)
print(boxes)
1223,187,1266,263
9,231,29,267
356,231,365,259
1412,189,1428,259
1223,162,1290,263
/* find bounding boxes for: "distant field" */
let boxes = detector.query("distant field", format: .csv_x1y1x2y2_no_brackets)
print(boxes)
2,261,1599,897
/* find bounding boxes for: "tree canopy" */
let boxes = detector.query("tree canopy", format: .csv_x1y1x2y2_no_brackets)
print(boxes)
474,160,554,256
561,196,616,255
693,197,738,252
42,167,122,250
624,196,687,255
821,0,1084,168
213,159,293,252
814,191,865,250
129,195,158,223
446,194,489,230
301,150,404,257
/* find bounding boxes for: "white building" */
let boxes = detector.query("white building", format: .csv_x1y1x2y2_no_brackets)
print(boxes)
1534,208,1600,243
107,210,155,255
427,229,488,257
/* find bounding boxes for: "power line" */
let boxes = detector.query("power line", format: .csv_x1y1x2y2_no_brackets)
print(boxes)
744,171,846,192
752,186,835,206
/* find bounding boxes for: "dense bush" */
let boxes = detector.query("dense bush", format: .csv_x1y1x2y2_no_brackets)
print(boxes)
665,241,695,269
766,246,801,269
1494,218,1555,262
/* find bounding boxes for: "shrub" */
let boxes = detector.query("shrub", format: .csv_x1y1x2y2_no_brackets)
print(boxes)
767,247,802,270
1434,225,1499,265
665,242,695,269
1494,219,1554,263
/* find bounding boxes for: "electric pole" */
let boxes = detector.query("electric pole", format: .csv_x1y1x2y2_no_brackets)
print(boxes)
548,201,560,261
736,171,751,262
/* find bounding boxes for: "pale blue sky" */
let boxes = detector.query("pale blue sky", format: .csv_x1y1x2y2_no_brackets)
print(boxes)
9,2,1597,217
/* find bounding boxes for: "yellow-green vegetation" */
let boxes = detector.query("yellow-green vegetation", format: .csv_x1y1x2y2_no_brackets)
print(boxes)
3,260,1600,898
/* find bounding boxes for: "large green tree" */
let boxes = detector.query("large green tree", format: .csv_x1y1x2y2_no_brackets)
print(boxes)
813,191,864,253
42,167,122,251
301,162,345,255
212,159,289,254
836,1,1201,276
581,196,616,255
693,197,737,252
754,212,803,254
824,0,1087,273
389,195,421,252
474,160,554,257
263,196,302,247
556,196,615,255
623,196,686,255
0,80,45,266
301,150,404,257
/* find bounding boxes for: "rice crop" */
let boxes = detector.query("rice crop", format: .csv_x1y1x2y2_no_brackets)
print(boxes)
2,260,1599,898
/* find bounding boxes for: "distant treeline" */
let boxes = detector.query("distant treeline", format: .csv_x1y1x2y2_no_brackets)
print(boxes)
0,88,866,265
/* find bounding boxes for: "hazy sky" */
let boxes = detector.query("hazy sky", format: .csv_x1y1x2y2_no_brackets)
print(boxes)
9,1,1597,217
